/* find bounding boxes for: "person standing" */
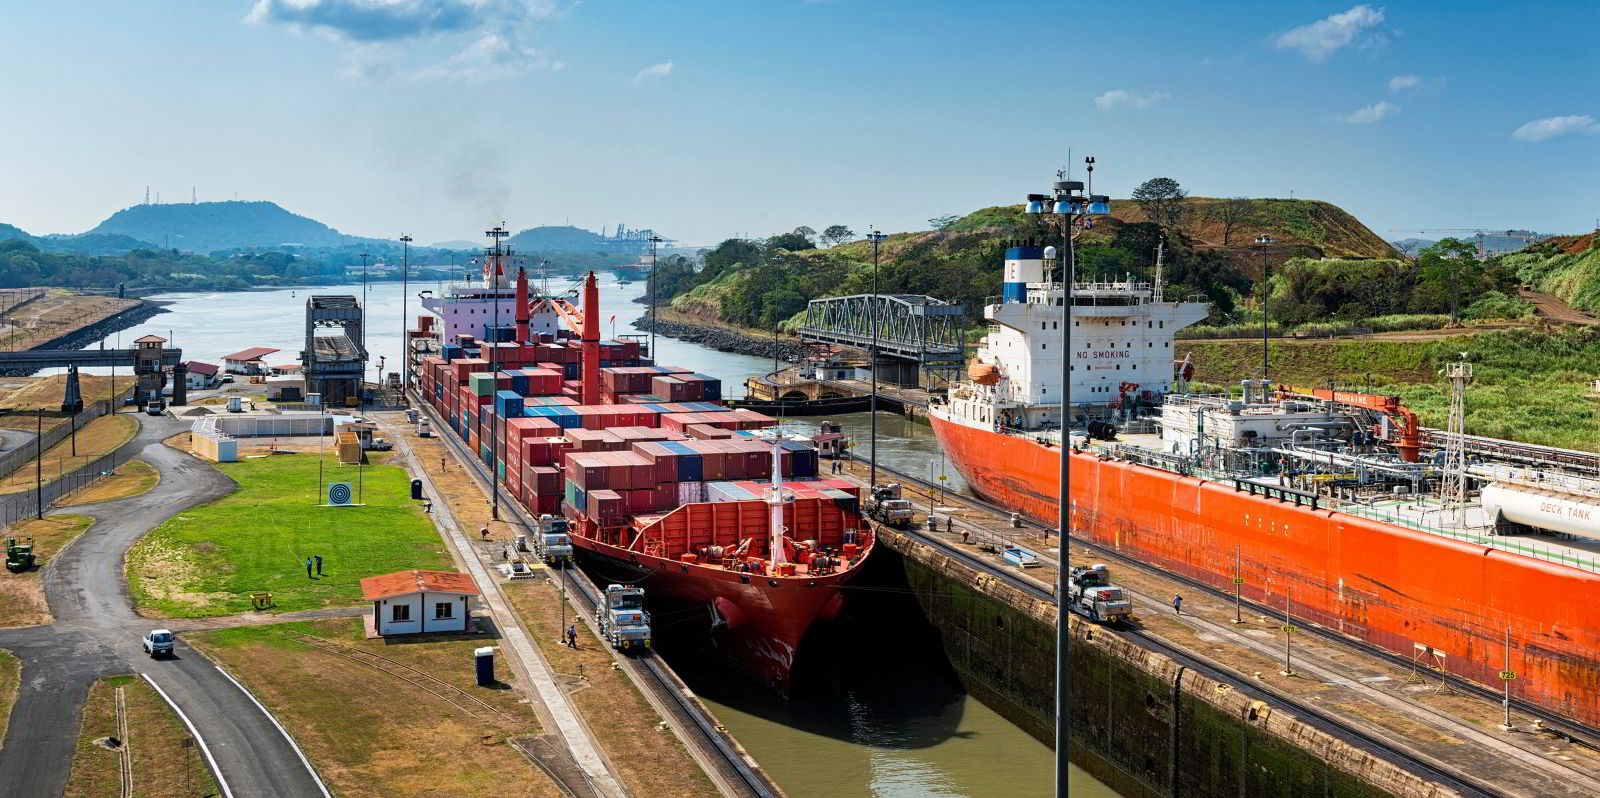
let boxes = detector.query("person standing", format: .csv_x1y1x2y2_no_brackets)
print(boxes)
566,624,578,648
305,557,314,579
314,554,323,576
1172,593,1183,615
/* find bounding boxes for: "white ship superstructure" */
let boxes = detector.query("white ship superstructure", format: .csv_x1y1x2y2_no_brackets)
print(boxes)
938,244,1209,435
421,254,564,342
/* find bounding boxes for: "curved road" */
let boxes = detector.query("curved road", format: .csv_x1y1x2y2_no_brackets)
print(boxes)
0,415,327,797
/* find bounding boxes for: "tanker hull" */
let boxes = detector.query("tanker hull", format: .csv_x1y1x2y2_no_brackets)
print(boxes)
930,411,1600,726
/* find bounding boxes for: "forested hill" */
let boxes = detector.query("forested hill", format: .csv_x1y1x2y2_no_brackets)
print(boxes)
84,200,375,253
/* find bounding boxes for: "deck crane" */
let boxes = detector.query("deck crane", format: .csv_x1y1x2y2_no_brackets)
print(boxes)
1277,385,1423,462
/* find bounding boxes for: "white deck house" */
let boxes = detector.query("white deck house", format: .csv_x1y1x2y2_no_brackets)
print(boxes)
360,570,480,636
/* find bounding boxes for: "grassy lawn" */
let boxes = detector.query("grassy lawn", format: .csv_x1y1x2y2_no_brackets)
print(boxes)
58,458,159,506
0,414,138,495
0,648,18,747
191,618,558,798
504,576,718,798
63,674,220,798
0,515,94,628
127,452,451,618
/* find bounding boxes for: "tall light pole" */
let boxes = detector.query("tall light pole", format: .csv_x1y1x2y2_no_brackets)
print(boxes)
400,234,412,396
1254,234,1274,384
486,224,510,521
1026,159,1112,798
866,228,888,490
359,251,370,354
648,234,665,360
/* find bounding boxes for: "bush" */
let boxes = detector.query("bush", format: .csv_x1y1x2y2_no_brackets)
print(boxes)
1462,292,1534,321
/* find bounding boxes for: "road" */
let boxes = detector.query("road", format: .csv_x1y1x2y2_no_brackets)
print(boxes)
0,415,328,798
1518,287,1599,325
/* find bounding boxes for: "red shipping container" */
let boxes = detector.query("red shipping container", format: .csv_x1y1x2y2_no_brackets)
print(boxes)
588,489,624,519
685,423,732,440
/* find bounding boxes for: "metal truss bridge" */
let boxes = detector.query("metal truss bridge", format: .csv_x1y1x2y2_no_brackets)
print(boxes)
795,294,965,366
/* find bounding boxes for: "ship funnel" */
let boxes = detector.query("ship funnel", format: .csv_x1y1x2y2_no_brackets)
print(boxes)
581,271,601,405
515,267,530,344
1003,245,1045,302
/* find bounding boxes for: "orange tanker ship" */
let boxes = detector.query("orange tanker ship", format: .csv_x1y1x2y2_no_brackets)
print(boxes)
930,235,1600,727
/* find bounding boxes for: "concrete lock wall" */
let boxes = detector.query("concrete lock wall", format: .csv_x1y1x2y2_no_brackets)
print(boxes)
882,532,1441,798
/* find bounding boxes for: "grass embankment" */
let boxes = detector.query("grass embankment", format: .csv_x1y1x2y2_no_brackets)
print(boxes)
0,648,18,746
57,459,159,506
1185,326,1600,450
127,453,451,618
503,578,718,798
0,515,94,627
0,414,138,494
63,674,220,798
0,374,129,435
191,618,555,798
1506,233,1600,312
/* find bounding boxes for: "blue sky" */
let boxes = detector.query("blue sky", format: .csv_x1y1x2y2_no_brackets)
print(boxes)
1,1,1596,246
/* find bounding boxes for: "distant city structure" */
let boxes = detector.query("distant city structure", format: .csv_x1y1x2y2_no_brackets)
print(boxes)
599,223,670,254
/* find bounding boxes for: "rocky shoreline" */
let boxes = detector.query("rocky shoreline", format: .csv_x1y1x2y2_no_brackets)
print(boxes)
631,315,809,361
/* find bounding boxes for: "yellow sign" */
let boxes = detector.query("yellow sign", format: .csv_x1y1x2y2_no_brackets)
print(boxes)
1499,670,1516,681
1280,624,1298,634
1232,577,1245,585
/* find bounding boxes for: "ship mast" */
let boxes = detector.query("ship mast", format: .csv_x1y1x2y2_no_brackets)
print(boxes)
767,440,788,565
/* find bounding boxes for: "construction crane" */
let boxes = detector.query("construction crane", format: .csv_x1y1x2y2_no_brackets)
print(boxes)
1389,228,1543,260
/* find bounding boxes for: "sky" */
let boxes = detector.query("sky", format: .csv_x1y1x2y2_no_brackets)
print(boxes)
1,1,1597,247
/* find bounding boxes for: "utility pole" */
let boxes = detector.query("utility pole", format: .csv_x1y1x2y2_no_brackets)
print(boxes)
1233,544,1244,624
34,411,42,519
400,234,412,396
866,229,887,490
1500,627,1516,732
359,252,370,353
1281,587,1297,676
1443,354,1473,524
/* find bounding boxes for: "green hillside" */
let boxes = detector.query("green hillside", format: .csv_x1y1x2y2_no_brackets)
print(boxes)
1503,233,1600,311
85,200,367,253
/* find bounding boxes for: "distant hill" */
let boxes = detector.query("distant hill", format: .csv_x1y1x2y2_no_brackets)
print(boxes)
506,225,608,252
84,200,378,254
37,233,158,255
0,223,33,244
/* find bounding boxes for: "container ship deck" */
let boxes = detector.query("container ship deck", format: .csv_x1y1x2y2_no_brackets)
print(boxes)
413,259,872,690
929,213,1600,728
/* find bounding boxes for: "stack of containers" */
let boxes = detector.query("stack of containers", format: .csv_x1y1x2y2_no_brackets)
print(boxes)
494,390,523,420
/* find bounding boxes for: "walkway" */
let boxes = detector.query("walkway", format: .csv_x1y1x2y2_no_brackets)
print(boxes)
380,412,627,798
0,415,327,798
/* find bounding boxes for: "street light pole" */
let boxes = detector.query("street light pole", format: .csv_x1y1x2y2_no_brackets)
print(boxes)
486,225,510,521
648,235,665,361
1255,234,1274,383
866,229,887,490
1027,160,1111,798
400,234,412,397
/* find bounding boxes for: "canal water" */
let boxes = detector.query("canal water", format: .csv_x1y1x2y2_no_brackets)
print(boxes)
89,277,1105,797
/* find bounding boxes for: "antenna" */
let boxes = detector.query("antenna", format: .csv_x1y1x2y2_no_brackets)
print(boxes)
144,186,150,205
191,186,196,203
1153,239,1165,303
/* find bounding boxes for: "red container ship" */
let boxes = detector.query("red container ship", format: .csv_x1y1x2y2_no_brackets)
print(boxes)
415,258,872,690
930,227,1600,726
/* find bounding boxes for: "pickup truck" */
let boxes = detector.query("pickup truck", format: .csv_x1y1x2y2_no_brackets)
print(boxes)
142,629,175,658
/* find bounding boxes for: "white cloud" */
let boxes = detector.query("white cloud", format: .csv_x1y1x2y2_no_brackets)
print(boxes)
413,32,560,80
1274,5,1387,62
1388,73,1420,92
248,0,556,42
633,61,673,84
1511,115,1600,142
1335,100,1400,124
1093,89,1170,111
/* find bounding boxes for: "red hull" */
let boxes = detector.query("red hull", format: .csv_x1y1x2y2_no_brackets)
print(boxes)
572,536,856,691
929,412,1600,726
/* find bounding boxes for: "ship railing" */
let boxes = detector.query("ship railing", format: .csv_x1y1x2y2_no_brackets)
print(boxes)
1335,499,1600,575
1232,479,1320,510
1107,444,1192,476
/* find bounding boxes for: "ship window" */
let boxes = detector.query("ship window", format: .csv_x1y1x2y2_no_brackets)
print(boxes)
1159,321,1165,328
1149,342,1153,347
1074,322,1080,327
1165,342,1170,347
1116,365,1120,370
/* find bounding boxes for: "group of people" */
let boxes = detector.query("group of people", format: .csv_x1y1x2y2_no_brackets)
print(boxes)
303,555,325,578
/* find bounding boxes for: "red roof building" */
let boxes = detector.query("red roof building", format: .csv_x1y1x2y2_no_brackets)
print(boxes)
361,570,480,636
223,347,281,375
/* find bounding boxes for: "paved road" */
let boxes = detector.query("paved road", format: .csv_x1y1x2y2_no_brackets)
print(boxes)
0,416,327,798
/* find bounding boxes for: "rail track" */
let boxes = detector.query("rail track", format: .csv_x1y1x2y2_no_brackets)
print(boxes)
417,400,781,798
860,457,1600,795
293,634,519,726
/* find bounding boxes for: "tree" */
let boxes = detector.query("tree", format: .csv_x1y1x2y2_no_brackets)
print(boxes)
766,230,816,251
928,214,961,231
821,225,854,247
1131,177,1188,231
792,226,817,246
1206,197,1253,245
1415,238,1484,323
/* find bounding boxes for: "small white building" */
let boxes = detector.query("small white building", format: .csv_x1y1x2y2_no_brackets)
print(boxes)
360,570,480,636
184,361,220,390
223,347,280,375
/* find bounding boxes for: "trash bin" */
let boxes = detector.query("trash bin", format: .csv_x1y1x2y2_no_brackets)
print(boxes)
474,646,495,686
411,479,424,501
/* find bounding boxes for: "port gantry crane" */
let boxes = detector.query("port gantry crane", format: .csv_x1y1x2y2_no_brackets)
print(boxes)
1389,228,1543,260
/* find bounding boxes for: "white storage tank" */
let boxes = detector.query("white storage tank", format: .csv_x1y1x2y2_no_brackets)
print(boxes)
1481,482,1600,540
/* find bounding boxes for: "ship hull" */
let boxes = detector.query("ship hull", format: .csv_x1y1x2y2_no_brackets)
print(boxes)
929,410,1600,726
571,536,855,692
